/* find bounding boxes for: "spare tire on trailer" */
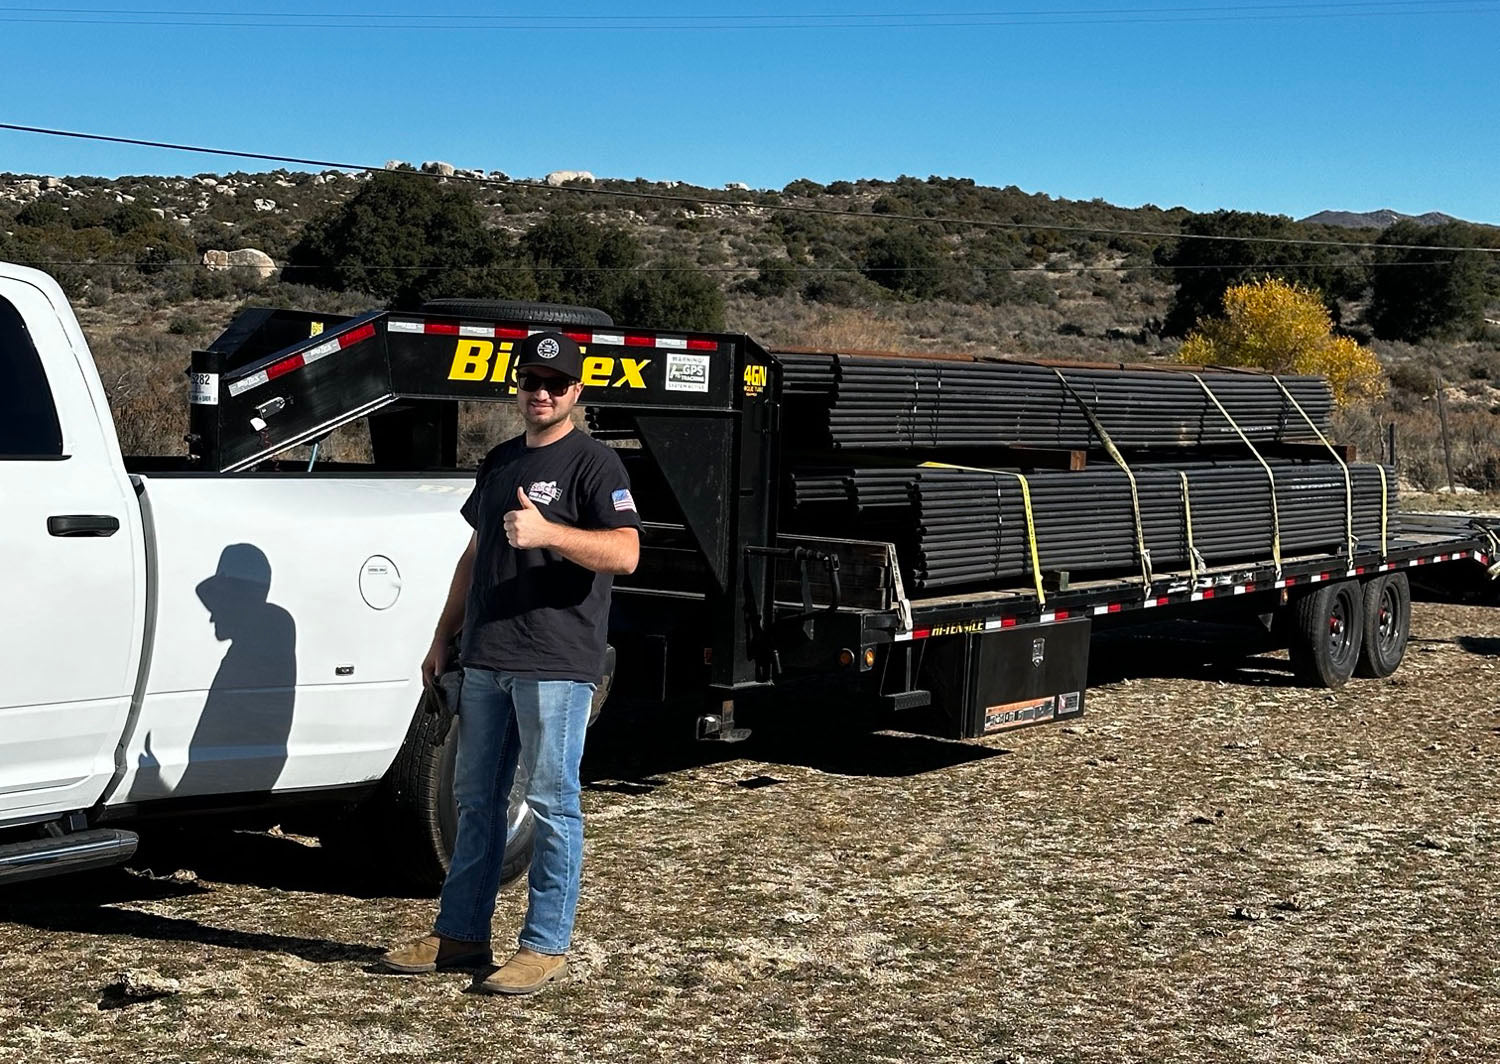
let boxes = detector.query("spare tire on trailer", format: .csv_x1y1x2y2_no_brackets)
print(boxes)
1286,580,1365,689
1354,572,1412,679
418,298,613,328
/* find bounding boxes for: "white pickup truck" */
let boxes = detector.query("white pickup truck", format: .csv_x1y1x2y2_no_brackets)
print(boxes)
0,261,572,888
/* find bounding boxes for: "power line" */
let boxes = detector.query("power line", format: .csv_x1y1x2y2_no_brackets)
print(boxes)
9,259,1471,273
0,1,1494,29
4,121,1498,255
4,2,1491,19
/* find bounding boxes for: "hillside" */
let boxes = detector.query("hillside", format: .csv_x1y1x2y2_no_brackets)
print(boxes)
2,166,1498,490
1299,209,1466,229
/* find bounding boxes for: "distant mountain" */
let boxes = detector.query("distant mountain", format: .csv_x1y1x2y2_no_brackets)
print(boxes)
1299,209,1462,229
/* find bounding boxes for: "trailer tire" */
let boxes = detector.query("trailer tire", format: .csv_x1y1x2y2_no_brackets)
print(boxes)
1287,581,1365,689
1354,573,1411,679
418,298,613,328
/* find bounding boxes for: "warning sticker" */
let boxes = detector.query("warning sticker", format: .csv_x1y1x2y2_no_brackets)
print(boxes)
189,371,219,406
664,353,710,393
984,695,1056,733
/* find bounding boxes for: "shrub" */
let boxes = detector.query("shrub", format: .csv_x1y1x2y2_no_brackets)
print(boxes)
1177,277,1385,406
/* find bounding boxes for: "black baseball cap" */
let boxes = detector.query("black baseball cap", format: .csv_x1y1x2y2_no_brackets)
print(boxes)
515,330,583,381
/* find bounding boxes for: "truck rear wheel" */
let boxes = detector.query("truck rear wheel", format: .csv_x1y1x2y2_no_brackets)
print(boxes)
379,682,535,896
1287,580,1365,689
379,646,617,895
1354,573,1411,679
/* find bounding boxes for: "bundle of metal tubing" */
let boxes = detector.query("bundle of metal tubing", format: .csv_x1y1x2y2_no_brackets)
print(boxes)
788,460,1397,590
777,352,1334,450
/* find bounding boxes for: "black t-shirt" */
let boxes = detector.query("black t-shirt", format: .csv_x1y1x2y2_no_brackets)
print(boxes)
459,429,642,682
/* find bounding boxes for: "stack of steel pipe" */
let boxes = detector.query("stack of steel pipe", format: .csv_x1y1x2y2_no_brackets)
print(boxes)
788,460,1397,590
776,352,1333,450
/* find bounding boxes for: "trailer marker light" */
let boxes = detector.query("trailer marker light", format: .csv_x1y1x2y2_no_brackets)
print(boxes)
864,648,876,667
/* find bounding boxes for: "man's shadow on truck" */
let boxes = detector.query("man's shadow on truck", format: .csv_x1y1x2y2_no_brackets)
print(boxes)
130,543,297,801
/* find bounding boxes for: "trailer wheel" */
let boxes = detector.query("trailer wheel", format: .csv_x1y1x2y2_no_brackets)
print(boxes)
418,298,613,328
1354,573,1411,679
1287,581,1365,689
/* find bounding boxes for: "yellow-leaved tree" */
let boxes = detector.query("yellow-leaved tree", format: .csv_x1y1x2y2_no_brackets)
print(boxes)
1177,277,1386,406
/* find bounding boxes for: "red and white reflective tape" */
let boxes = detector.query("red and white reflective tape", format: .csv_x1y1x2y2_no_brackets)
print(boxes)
891,549,1490,642
387,319,719,351
228,322,376,398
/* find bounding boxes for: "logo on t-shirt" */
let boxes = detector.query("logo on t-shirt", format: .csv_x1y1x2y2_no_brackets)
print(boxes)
612,489,636,512
526,480,562,505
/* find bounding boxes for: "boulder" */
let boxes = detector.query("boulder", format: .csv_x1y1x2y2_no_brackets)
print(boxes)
545,170,596,187
253,198,276,212
421,161,457,177
202,248,276,281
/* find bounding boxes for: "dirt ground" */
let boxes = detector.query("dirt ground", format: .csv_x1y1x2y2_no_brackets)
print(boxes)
2,599,1497,1064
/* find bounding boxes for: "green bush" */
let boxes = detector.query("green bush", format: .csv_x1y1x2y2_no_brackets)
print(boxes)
616,257,725,331
284,171,526,307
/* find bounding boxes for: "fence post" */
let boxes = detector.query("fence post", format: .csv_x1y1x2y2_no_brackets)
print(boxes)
1435,382,1455,493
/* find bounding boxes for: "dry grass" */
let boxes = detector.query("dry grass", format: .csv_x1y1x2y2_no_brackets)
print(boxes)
2,600,1498,1063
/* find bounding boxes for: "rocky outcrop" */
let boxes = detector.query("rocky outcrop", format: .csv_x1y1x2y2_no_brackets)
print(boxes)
202,248,276,281
546,170,596,187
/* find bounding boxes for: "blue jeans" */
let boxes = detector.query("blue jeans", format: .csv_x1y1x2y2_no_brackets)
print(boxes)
433,667,594,954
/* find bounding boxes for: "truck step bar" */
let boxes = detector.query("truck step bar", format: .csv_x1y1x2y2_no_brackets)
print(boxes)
0,828,139,886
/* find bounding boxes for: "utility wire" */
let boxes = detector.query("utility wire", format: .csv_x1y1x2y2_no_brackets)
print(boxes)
3,2,1492,19
0,1,1495,28
9,259,1469,273
5,122,1497,255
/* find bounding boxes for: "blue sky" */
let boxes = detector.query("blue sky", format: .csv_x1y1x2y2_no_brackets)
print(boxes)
2,1,1497,224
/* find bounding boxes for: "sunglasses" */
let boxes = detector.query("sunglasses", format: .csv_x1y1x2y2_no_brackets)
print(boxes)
517,372,578,393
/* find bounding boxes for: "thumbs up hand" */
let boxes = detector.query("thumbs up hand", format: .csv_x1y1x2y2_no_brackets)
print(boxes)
505,485,554,550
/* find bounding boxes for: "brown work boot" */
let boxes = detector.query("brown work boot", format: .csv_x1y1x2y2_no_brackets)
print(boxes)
477,947,569,995
379,933,492,974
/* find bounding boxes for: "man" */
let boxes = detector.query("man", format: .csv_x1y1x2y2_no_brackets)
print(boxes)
380,329,641,995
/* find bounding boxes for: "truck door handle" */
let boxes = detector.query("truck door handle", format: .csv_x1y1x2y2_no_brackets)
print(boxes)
48,514,121,537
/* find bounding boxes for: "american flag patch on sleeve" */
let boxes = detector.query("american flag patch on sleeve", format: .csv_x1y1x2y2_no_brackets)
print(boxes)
611,488,636,512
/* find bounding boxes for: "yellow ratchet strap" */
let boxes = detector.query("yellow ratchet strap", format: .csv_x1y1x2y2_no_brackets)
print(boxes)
921,460,1045,607
1376,465,1389,559
1272,377,1355,562
1051,369,1154,589
1178,470,1205,585
1194,374,1282,578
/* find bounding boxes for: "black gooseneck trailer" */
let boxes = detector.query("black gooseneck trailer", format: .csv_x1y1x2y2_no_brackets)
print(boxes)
185,301,1500,743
